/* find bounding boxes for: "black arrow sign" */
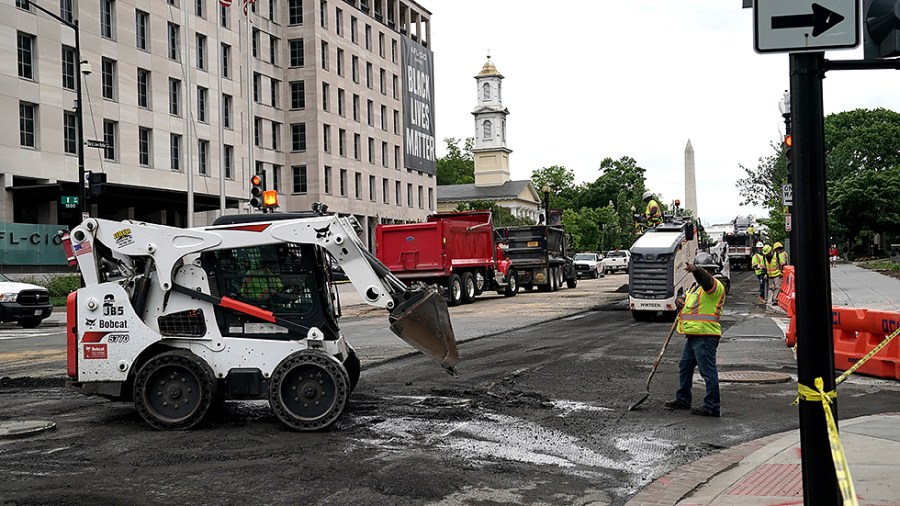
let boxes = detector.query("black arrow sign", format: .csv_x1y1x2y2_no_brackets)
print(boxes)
771,3,845,37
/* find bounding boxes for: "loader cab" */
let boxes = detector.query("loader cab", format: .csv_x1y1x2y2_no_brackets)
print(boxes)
203,213,340,341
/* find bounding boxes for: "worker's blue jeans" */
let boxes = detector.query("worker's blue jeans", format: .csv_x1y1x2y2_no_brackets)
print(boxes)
757,273,767,299
675,336,720,412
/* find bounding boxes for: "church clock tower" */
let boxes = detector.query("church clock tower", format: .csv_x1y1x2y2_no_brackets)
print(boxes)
472,56,512,187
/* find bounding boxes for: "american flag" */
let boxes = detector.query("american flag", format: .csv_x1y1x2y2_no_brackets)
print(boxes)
73,241,93,257
242,0,256,15
219,0,233,7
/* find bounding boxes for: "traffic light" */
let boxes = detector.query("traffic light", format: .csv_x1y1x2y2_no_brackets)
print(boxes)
88,172,107,197
863,0,900,59
783,111,793,176
249,173,266,209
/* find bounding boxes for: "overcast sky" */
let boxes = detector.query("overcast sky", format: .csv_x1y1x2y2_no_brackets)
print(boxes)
427,1,900,226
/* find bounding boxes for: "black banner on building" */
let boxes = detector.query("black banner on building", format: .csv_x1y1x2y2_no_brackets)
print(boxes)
401,36,436,175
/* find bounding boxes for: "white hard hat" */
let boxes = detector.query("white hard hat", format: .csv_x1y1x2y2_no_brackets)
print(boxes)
642,191,653,201
756,241,764,248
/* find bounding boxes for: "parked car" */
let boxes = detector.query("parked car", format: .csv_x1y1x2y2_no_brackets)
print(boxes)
603,250,631,273
0,273,52,328
573,252,604,279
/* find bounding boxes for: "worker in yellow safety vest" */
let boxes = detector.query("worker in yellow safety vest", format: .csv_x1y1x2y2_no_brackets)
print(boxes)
664,252,726,417
751,241,767,304
764,244,782,306
642,191,663,227
774,241,788,266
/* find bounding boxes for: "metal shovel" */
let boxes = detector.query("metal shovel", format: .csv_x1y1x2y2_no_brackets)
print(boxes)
628,316,680,411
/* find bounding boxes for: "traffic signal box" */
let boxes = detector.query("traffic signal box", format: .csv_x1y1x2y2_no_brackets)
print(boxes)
249,173,265,209
864,0,900,59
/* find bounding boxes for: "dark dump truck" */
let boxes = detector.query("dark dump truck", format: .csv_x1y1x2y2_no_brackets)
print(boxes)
498,225,577,292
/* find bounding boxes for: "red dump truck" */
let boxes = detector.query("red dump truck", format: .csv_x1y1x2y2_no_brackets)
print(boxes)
376,211,519,306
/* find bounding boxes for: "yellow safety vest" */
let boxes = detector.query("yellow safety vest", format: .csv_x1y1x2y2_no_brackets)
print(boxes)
777,251,788,266
766,255,782,278
646,200,662,226
751,253,766,276
678,279,726,337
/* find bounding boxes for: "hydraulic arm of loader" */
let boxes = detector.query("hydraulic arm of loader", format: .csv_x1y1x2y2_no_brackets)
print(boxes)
68,214,458,373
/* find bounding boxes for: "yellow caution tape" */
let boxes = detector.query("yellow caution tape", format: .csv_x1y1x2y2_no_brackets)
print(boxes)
796,377,858,506
835,326,900,386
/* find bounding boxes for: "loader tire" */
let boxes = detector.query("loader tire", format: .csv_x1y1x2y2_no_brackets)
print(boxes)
133,350,218,431
269,349,350,431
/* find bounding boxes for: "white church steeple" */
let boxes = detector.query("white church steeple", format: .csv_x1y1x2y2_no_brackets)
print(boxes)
472,55,512,187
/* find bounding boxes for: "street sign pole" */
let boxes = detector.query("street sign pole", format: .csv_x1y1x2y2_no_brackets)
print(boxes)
790,52,840,506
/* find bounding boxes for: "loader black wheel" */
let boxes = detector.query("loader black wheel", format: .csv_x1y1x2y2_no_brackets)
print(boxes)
461,272,476,304
133,350,217,431
269,349,350,431
447,274,463,306
503,269,518,297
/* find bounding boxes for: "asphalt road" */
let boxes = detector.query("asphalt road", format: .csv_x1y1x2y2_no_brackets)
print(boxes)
2,272,900,505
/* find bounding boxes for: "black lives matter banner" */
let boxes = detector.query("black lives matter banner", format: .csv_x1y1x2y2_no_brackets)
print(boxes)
401,36,435,175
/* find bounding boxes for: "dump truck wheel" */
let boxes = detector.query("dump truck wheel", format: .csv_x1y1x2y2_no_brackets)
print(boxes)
503,269,518,297
461,272,476,304
567,276,577,289
447,274,463,306
133,350,218,431
473,270,485,296
269,349,350,431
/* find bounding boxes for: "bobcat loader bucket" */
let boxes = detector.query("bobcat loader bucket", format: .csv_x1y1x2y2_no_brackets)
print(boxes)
389,288,459,374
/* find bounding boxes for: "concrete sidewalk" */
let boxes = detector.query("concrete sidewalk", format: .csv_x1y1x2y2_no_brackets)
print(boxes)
628,263,900,506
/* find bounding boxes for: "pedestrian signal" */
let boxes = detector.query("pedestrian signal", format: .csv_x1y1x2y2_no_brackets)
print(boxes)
249,173,265,209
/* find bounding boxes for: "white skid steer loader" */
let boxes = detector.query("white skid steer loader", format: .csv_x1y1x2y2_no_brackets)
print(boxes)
63,206,458,431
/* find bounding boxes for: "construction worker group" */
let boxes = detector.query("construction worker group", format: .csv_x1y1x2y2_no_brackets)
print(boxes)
752,241,788,305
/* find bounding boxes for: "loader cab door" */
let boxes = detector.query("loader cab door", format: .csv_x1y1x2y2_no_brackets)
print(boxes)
202,243,340,340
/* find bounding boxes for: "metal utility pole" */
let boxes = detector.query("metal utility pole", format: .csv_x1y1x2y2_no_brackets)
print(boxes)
27,1,87,222
790,52,840,506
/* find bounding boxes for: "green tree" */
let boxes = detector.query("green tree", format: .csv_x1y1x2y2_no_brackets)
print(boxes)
561,205,623,252
436,138,475,186
531,165,577,210
829,166,900,256
825,108,900,181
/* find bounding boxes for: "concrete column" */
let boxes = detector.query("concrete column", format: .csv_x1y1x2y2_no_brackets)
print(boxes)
393,0,399,28
0,175,14,223
424,18,430,47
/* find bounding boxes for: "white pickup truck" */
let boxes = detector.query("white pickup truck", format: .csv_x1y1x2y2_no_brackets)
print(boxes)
602,250,631,273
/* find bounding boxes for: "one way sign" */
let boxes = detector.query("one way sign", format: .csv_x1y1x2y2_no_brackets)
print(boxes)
754,0,859,54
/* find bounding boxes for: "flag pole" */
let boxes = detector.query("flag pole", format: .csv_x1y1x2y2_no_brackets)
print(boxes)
218,2,226,214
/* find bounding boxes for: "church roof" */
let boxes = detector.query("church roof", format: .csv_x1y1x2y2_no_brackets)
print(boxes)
437,180,534,202
476,55,503,78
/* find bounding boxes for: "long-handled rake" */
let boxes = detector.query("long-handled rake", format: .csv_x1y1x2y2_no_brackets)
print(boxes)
628,316,680,411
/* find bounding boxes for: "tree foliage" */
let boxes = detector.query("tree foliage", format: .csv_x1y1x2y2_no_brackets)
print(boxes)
436,138,475,186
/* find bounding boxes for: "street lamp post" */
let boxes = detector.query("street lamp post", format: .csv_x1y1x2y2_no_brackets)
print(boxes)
542,183,551,223
27,1,86,222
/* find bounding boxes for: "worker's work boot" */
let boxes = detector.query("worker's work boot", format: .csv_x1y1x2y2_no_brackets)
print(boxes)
664,400,690,410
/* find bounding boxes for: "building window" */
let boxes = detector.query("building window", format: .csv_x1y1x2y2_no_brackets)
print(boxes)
393,110,399,134
289,39,304,67
20,102,36,147
353,133,360,160
324,165,332,194
322,82,329,111
366,100,373,126
291,123,306,151
169,78,181,115
394,145,400,169
60,0,74,22
320,0,327,28
271,79,280,108
379,68,386,94
196,33,207,70
271,121,281,151
395,181,401,205
101,59,116,100
198,139,209,175
63,112,77,155
292,165,308,193
170,134,182,171
323,124,331,153
418,186,424,209
135,10,149,51
103,120,117,161
337,88,345,117
272,165,281,192
197,86,208,123
378,32,385,58
407,183,413,207
392,74,399,100
168,23,180,60
268,0,277,22
369,175,375,201
483,120,492,140
382,178,389,203
391,39,397,63
381,141,388,166
355,172,362,199
221,43,231,78
61,46,76,90
224,144,233,179
380,105,386,130
137,68,150,108
351,16,358,44
336,48,344,76
100,0,115,39
288,0,303,25
428,187,434,209
366,62,372,88
335,7,343,35
253,72,261,102
254,117,262,147
290,81,305,109
270,35,278,65
17,32,34,80
483,83,491,101
195,0,204,17
223,94,232,128
365,24,371,50
220,4,229,28
352,94,360,121
252,28,259,58
339,169,347,197
321,41,328,70
338,128,346,156
139,127,151,166
368,137,375,164
351,55,359,83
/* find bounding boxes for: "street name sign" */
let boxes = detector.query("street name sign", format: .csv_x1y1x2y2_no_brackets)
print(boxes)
754,0,860,53
85,139,111,149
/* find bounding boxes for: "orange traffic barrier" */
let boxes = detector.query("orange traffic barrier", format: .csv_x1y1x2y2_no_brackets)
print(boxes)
785,311,797,347
831,306,900,380
777,265,795,317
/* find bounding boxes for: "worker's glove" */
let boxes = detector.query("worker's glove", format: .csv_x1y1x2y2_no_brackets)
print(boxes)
675,295,686,310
